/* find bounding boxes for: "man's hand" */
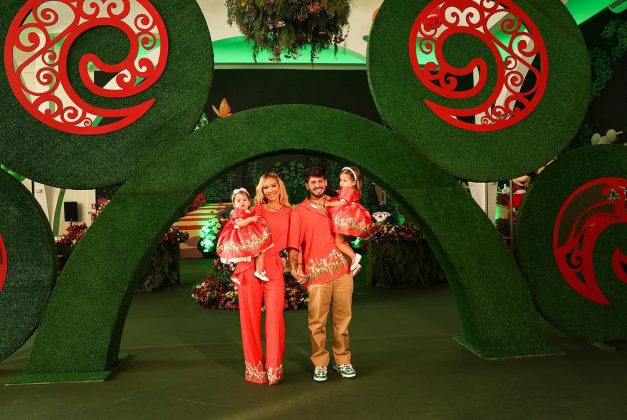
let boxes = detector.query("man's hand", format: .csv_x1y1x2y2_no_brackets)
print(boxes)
294,269,307,284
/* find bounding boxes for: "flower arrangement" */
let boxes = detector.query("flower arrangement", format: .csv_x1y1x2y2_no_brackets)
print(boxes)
185,193,207,214
369,222,424,244
55,223,88,246
192,259,308,310
225,0,351,62
192,260,239,310
161,226,189,246
89,198,110,220
198,216,223,254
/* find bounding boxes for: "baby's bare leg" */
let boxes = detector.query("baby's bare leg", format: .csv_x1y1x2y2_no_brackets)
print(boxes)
335,233,355,260
255,252,265,273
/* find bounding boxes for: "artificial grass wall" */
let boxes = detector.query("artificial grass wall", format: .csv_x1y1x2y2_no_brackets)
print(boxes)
0,170,56,361
368,0,590,181
0,0,213,189
18,105,553,383
515,145,627,342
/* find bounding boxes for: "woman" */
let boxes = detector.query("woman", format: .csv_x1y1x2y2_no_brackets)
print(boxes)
236,171,291,385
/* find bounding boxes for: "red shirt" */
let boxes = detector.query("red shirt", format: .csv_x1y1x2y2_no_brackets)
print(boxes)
287,197,350,285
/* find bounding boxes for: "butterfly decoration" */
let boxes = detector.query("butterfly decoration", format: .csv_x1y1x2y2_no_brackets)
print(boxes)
212,98,233,119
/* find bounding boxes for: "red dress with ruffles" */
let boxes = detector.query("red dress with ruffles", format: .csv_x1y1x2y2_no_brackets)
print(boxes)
328,187,373,238
217,208,273,263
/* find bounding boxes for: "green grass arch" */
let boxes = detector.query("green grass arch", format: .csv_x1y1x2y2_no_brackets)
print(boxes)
16,105,555,383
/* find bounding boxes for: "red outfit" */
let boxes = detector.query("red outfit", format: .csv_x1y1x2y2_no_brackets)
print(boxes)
236,204,290,384
217,208,273,264
328,187,372,238
288,198,350,285
288,198,353,367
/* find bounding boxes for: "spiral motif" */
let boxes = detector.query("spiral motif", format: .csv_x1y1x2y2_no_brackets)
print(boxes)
3,0,168,135
0,233,7,294
409,0,548,131
553,178,627,305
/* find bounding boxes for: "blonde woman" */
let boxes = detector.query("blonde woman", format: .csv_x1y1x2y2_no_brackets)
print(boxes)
235,172,291,385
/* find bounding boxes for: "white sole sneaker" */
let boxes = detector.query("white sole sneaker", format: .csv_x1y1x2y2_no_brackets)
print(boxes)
332,364,357,378
313,367,328,382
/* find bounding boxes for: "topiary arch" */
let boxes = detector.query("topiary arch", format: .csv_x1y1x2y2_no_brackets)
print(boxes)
14,105,556,384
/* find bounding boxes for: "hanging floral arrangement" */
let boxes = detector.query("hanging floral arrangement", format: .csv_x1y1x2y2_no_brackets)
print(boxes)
225,0,352,62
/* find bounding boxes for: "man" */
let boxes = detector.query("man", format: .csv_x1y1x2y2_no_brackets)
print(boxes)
287,165,357,382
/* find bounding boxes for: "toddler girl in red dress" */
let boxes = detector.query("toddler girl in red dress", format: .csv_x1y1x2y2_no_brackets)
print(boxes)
217,188,273,284
326,166,373,274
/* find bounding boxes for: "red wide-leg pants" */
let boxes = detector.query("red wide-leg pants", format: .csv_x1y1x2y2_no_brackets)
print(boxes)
236,255,285,384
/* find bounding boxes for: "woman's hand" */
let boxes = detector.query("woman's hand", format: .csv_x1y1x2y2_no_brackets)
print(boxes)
293,268,307,284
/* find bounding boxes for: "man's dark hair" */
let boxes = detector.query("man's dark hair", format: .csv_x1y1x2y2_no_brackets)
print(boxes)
303,165,326,182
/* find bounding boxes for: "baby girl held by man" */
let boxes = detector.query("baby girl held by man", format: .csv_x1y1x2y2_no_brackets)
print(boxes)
325,166,373,274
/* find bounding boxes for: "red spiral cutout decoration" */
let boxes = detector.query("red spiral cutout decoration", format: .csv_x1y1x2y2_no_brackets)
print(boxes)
0,233,7,294
4,0,169,135
553,178,627,305
409,0,548,132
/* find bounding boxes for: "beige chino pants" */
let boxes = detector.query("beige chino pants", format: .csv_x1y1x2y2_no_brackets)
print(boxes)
307,273,353,367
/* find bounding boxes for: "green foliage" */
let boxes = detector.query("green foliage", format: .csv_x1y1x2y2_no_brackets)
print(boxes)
136,244,181,293
225,0,351,62
198,217,222,254
370,241,444,288
570,121,596,151
272,160,306,203
590,19,627,98
245,159,264,192
204,171,239,203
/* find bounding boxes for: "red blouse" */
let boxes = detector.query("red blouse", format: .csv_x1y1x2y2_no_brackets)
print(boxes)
287,198,350,285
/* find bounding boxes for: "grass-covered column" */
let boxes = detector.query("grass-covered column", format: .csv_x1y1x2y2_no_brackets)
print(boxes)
16,106,552,383
0,170,56,362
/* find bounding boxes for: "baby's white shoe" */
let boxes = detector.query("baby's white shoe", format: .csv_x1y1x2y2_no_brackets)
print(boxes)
351,264,362,276
254,271,270,281
350,253,362,272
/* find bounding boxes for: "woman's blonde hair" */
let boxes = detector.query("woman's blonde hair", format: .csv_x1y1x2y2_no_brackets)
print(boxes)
255,171,290,206
341,166,363,193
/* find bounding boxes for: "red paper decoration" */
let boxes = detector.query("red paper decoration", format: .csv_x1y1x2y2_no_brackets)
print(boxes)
409,0,548,131
553,178,627,305
4,0,169,135
0,233,7,294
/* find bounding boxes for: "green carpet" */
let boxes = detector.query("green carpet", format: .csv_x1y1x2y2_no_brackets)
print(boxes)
1,259,626,419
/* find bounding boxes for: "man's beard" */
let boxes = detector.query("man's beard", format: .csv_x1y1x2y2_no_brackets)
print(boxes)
308,187,325,199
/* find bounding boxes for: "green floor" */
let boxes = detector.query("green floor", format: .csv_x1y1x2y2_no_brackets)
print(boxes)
1,259,626,419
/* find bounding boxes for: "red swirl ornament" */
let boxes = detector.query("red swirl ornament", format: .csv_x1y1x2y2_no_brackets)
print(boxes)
4,0,169,135
553,178,627,305
0,233,7,294
409,0,548,131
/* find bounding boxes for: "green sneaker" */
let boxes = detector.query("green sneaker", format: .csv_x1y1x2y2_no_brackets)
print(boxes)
332,363,356,378
313,366,327,382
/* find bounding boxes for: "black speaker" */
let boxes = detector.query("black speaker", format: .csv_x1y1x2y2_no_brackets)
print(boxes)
64,201,79,222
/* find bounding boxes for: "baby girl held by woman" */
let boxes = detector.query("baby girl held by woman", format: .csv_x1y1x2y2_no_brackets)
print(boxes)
217,188,273,284
325,166,373,274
